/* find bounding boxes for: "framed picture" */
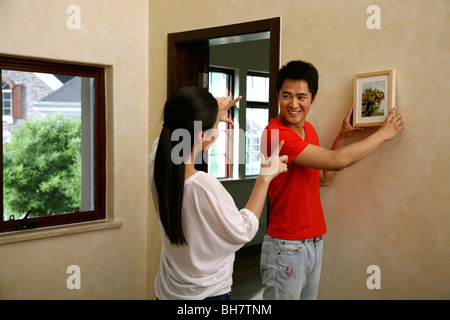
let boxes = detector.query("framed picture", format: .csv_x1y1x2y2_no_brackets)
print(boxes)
353,69,396,127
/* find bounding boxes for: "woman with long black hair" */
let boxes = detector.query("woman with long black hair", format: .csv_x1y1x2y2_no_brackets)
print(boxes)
148,86,287,300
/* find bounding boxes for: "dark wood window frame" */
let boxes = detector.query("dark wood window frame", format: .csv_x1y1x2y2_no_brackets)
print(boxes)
167,18,280,176
0,55,106,233
246,71,270,109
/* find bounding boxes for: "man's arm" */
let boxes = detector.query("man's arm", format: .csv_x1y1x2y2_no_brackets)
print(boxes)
319,133,348,187
320,104,364,186
293,107,404,186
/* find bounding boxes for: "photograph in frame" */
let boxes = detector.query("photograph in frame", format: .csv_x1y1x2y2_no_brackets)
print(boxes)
353,70,396,127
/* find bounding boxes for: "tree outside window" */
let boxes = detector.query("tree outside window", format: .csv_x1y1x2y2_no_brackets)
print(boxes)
0,56,105,232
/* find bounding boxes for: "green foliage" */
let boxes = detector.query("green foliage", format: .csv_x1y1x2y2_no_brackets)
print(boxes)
361,88,385,107
3,114,82,218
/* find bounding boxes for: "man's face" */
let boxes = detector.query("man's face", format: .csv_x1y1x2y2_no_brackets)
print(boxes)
278,78,316,127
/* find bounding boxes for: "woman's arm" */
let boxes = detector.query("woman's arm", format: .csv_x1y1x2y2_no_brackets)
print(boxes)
215,96,288,219
244,141,288,219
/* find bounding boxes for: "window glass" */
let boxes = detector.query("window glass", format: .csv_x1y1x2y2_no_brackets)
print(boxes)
209,71,229,97
2,80,12,117
2,71,95,221
206,71,269,178
245,73,269,176
0,57,105,232
245,108,268,176
208,70,232,179
247,74,269,102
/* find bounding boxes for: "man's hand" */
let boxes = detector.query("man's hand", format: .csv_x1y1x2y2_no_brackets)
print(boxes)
216,96,242,126
378,107,404,141
339,104,365,138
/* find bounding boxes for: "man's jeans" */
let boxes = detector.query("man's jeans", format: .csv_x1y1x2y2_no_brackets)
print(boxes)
260,234,323,300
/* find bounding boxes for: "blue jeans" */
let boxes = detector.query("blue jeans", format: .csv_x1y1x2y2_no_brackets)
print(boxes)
204,291,232,300
260,234,323,300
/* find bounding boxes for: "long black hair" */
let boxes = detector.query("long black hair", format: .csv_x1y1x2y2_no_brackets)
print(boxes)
154,87,218,246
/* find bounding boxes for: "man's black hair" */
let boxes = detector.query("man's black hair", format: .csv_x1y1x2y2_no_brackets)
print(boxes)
276,60,319,99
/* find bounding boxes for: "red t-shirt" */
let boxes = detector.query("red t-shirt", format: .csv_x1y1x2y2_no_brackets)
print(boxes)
261,118,326,240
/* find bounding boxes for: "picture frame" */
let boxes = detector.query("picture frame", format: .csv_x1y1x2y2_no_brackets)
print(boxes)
353,69,396,127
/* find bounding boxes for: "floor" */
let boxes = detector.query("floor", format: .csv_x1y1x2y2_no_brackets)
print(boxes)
231,245,263,300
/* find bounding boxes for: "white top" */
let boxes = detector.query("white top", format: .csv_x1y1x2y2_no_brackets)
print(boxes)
148,139,259,300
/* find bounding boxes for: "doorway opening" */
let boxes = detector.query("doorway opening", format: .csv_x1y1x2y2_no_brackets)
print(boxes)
167,18,280,118
167,18,281,299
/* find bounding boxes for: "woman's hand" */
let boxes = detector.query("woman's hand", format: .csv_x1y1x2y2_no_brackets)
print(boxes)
245,140,288,219
259,140,288,180
216,96,242,126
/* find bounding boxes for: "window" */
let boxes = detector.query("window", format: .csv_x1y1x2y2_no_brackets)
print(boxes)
0,56,106,232
207,70,270,178
245,72,269,176
208,68,234,179
2,80,12,123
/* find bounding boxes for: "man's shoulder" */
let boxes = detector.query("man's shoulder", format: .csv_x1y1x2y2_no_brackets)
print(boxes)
266,118,315,131
266,118,283,129
266,118,296,134
304,121,319,142
304,120,315,130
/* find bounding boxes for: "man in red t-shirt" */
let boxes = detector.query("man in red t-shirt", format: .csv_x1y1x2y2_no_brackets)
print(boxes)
260,60,404,299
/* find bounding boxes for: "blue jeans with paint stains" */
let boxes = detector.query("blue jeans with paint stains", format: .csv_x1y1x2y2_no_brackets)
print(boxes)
260,234,323,300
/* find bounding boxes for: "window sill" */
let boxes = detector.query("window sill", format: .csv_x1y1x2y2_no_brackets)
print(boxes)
0,220,122,245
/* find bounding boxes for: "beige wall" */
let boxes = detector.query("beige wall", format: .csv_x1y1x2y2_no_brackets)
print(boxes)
148,0,449,299
0,0,448,300
0,0,150,299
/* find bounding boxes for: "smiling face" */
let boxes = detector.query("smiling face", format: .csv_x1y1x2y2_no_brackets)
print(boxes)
277,78,316,130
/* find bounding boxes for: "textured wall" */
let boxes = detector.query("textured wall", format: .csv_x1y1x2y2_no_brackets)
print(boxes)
148,0,450,299
0,0,149,299
0,0,448,300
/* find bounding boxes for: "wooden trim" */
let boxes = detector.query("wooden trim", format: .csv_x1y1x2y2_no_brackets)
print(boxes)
169,19,274,44
269,18,281,120
168,17,281,104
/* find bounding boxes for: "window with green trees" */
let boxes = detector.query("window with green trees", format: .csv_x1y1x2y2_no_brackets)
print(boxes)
0,56,106,232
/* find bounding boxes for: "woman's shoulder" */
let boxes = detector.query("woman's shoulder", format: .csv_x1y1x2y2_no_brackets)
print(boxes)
187,171,229,199
187,171,220,187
